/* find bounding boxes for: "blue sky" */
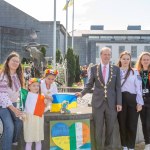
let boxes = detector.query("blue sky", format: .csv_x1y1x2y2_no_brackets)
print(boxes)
5,0,150,31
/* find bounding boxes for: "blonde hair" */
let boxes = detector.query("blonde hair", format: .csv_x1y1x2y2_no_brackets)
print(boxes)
135,52,150,72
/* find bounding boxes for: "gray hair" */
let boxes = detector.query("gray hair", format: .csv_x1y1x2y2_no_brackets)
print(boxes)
100,47,111,55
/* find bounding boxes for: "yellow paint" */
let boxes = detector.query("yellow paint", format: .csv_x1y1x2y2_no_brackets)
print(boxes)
52,136,70,150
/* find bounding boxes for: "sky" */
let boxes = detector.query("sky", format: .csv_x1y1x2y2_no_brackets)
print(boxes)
5,0,150,32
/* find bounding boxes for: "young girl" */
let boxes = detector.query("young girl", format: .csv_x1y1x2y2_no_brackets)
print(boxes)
41,69,58,111
23,78,50,150
135,52,150,150
117,51,144,150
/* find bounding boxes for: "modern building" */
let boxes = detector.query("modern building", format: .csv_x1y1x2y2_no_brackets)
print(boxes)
0,0,68,63
73,25,150,65
1,0,150,66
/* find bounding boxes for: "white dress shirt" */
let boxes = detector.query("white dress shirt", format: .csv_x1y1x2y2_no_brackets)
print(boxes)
120,69,144,105
101,63,109,84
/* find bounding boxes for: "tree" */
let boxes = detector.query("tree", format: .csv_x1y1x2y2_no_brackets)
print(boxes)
40,47,46,57
56,49,62,63
66,48,76,86
74,55,81,83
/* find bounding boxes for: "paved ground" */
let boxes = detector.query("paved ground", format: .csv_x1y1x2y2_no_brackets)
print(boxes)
0,93,146,149
135,142,145,150
75,93,145,150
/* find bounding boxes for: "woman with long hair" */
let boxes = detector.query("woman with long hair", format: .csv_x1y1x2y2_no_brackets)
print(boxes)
0,52,24,150
135,52,150,150
117,51,144,150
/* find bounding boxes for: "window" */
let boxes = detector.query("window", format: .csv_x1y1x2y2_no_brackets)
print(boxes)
114,36,126,40
127,36,140,40
141,36,150,40
106,45,112,57
96,46,100,58
88,36,99,39
131,46,137,58
119,46,125,54
144,46,150,52
100,36,113,40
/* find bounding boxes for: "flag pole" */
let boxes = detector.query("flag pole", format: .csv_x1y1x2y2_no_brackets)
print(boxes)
53,0,56,69
65,0,68,53
72,0,74,49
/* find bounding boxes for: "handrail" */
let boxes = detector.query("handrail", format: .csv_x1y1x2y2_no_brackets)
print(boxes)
58,86,93,93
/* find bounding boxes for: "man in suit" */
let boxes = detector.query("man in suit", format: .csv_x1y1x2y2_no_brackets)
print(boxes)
76,47,122,150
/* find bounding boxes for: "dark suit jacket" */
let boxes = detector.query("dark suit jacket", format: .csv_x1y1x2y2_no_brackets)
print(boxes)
81,64,122,109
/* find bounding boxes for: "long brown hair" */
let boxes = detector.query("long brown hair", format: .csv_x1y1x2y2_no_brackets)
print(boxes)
135,52,150,72
117,51,134,79
2,51,24,88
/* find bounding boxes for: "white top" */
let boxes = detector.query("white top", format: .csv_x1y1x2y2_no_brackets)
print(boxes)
120,69,144,105
0,73,21,108
40,79,58,96
101,63,109,84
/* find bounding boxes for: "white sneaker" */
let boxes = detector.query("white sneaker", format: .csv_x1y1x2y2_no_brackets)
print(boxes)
12,142,18,146
122,147,128,150
145,144,150,150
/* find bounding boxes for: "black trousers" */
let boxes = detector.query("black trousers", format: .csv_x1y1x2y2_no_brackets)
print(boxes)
140,105,150,144
118,92,139,149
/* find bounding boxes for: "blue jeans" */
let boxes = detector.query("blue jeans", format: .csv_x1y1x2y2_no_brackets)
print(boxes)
0,107,22,150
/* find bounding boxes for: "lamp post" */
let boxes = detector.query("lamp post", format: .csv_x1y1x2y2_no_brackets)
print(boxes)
53,0,56,69
72,0,74,49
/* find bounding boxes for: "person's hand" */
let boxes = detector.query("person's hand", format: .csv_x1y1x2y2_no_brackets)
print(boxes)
14,108,23,117
136,104,142,112
19,113,27,121
44,99,48,104
44,95,53,105
75,92,82,97
116,105,122,112
45,95,53,101
8,105,23,117
44,98,52,105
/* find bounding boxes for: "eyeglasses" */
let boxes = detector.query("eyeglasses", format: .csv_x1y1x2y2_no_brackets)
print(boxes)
11,59,20,64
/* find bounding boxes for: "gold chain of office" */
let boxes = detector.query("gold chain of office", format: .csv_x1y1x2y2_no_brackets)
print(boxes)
96,64,113,97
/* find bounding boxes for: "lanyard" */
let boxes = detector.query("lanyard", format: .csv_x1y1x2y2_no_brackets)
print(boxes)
142,70,148,88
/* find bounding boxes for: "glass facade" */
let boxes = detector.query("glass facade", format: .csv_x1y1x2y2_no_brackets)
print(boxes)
144,46,150,52
0,26,31,62
119,46,125,54
131,46,137,58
